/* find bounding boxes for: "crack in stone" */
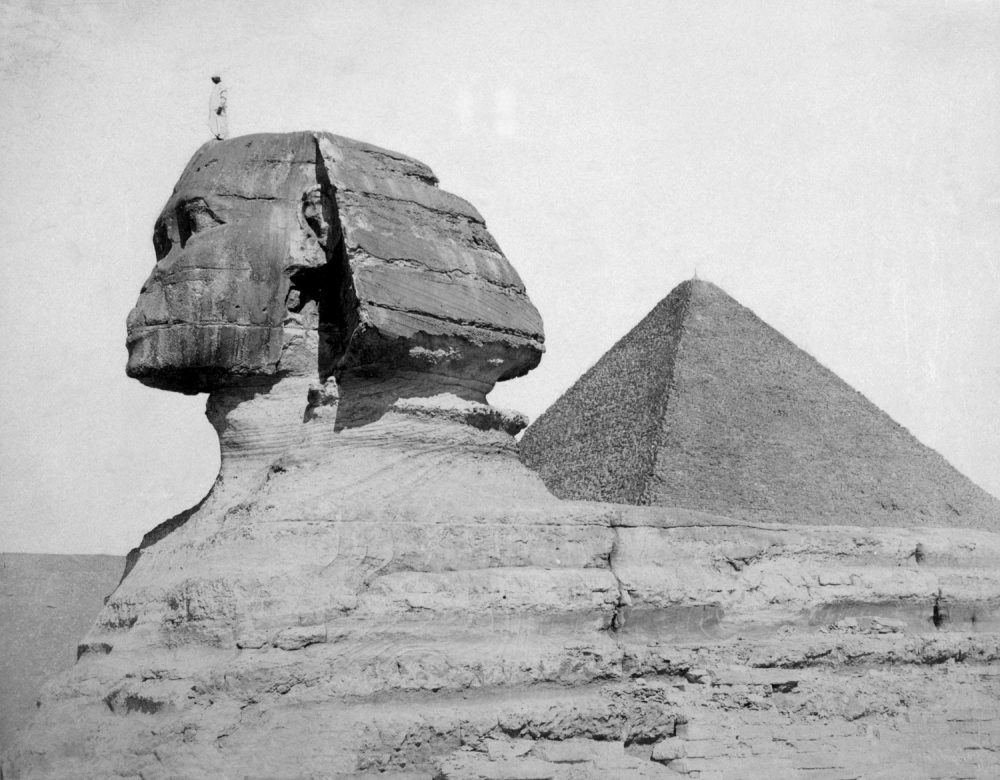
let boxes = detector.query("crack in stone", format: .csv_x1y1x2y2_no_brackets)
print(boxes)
361,300,543,343
350,248,525,294
343,188,483,225
605,527,631,635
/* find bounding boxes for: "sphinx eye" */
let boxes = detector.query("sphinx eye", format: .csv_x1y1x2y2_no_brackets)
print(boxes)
175,198,225,246
153,217,172,260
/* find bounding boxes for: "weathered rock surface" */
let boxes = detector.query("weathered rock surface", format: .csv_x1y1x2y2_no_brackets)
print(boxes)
8,139,1000,778
126,132,544,415
0,554,122,753
7,416,1000,777
520,279,1000,529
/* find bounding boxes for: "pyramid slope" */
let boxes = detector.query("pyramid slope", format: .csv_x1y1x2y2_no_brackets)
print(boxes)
521,279,1000,529
518,283,691,503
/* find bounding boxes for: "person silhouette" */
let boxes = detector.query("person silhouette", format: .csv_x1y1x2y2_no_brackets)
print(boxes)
209,76,228,140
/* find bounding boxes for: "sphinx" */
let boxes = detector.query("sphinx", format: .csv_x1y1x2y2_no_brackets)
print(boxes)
6,133,1000,780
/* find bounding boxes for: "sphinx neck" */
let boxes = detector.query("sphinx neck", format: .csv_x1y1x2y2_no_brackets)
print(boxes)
203,372,526,498
205,375,315,492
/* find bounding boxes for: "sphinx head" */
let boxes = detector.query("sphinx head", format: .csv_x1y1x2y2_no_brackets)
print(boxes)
126,134,329,393
126,132,544,423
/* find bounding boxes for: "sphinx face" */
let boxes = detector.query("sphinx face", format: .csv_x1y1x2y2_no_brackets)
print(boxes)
126,131,545,409
126,133,327,393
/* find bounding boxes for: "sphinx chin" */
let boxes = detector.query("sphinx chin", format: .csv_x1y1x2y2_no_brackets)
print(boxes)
125,323,284,395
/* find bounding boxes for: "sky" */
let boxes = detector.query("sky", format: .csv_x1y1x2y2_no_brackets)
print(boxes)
1,0,998,554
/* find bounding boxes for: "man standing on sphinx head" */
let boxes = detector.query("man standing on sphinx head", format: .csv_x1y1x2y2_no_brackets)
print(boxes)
209,75,228,140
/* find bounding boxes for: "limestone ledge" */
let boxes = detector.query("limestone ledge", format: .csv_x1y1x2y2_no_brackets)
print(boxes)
8,408,1000,778
9,388,1000,779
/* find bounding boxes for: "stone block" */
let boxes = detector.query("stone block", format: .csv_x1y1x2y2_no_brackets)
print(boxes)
273,624,326,650
651,738,686,763
435,754,557,780
532,738,624,764
675,721,729,742
484,738,534,761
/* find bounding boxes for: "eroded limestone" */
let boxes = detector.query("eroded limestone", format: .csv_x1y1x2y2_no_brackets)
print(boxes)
126,131,544,415
7,136,1000,779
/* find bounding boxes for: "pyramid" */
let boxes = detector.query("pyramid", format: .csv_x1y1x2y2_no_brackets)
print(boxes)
520,279,1000,528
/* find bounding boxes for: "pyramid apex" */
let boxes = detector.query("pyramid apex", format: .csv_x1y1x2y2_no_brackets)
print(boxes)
672,275,721,290
521,282,1000,529
685,276,724,291
661,276,730,306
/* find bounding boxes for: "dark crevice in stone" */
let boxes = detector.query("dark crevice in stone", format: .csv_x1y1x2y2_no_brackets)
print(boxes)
310,137,362,382
76,641,113,661
932,590,949,629
212,191,280,201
